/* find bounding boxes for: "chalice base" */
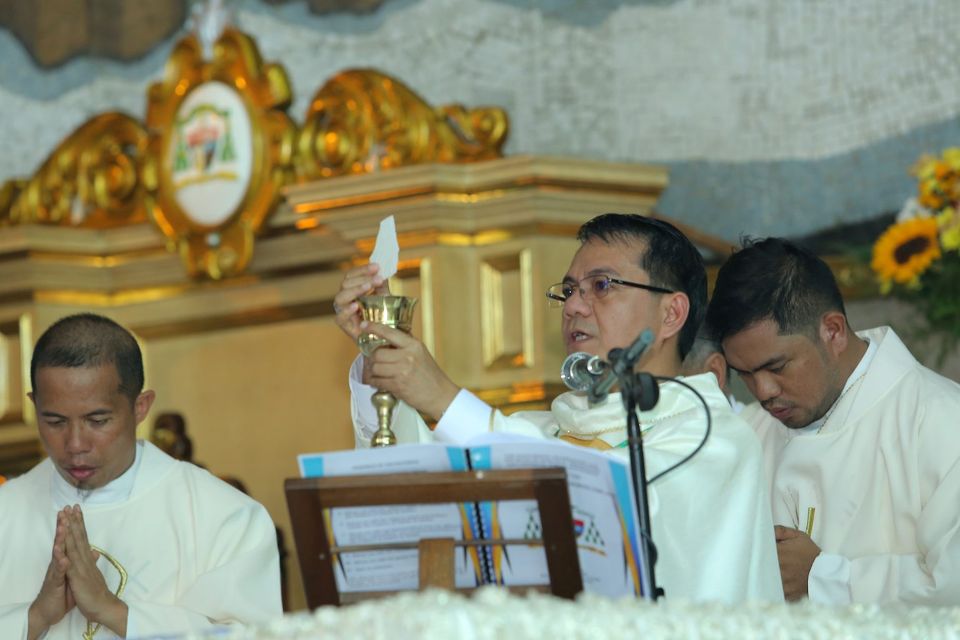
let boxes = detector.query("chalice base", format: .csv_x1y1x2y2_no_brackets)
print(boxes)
371,427,398,447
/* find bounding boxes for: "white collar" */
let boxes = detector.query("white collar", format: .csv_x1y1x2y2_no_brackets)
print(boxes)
551,372,724,439
799,337,878,435
51,440,144,509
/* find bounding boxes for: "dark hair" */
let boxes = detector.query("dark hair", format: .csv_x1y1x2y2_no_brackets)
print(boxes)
31,313,145,404
577,213,707,359
706,237,846,342
682,325,721,370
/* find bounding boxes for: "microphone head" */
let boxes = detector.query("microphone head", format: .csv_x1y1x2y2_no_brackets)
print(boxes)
560,351,593,391
637,372,660,411
586,356,607,375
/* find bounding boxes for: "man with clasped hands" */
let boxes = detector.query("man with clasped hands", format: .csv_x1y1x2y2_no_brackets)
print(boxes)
0,314,281,639
334,213,783,603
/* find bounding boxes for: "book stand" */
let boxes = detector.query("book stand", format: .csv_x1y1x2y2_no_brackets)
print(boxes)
285,467,584,608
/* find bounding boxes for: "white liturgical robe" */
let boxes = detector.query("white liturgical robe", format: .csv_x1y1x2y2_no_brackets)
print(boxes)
0,441,281,639
746,326,960,605
351,363,784,604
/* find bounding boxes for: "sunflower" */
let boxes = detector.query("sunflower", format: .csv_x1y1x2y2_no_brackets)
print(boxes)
871,217,942,287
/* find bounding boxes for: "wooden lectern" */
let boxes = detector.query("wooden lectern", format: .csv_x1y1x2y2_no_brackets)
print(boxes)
285,467,584,608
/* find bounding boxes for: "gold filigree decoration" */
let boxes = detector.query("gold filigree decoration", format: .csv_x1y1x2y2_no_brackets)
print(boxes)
142,28,297,279
0,113,148,228
0,30,510,279
295,68,509,180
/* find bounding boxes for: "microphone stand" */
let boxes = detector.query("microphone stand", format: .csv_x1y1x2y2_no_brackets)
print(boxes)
620,369,663,600
584,329,663,599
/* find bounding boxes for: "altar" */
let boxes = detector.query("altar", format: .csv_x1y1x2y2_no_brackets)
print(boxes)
176,588,960,639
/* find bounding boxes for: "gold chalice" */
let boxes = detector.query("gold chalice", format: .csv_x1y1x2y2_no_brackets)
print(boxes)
357,295,419,447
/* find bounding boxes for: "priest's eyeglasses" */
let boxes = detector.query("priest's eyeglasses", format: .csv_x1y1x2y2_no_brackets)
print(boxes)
546,275,675,307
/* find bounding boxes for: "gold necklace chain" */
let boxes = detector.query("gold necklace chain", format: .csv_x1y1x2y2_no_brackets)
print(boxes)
557,408,683,439
816,373,866,435
82,545,128,640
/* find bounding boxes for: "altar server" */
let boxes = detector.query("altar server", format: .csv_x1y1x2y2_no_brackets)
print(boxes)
0,314,281,639
707,238,960,605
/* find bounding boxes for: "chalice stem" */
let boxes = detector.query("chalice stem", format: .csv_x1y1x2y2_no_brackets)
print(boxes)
371,389,398,447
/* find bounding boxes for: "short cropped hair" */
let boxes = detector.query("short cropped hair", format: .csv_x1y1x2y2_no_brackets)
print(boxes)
31,313,144,404
577,213,707,359
706,237,846,342
682,326,722,372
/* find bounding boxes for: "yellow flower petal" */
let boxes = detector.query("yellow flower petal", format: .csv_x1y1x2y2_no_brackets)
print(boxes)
942,227,960,251
914,154,940,180
871,217,941,285
944,148,960,171
937,207,960,250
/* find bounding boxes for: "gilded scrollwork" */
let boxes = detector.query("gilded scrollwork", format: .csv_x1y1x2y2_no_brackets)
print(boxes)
142,28,297,279
0,29,509,278
0,113,148,228
295,69,509,180
0,180,24,226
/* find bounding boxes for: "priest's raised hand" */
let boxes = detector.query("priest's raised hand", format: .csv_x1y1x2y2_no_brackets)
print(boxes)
333,263,390,341
360,322,460,422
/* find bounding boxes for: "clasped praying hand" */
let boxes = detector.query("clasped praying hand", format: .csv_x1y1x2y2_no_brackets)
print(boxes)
27,506,127,640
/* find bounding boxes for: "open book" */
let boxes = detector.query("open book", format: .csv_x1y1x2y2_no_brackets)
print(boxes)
297,434,644,598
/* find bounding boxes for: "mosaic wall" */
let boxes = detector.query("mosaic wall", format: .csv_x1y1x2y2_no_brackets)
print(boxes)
2,0,960,240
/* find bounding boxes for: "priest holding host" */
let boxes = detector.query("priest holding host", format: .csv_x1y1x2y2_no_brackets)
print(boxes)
335,213,784,603
0,314,282,639
706,238,960,605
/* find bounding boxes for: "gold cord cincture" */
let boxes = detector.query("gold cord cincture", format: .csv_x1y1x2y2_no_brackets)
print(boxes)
82,546,128,640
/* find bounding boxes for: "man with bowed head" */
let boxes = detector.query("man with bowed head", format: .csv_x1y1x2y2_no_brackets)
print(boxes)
706,237,960,604
0,313,281,639
334,213,783,603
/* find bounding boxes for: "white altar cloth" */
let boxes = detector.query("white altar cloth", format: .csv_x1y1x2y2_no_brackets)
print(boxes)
167,587,960,640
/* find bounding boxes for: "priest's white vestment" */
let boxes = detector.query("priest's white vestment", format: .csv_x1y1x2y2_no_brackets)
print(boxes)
0,441,281,639
745,326,960,605
351,365,784,604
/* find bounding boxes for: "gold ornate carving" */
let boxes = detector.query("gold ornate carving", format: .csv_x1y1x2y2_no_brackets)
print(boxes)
0,29,509,279
0,113,149,228
295,69,508,180
0,181,24,226
142,29,298,279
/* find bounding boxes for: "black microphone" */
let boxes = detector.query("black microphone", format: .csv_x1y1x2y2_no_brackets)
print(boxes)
560,352,609,392
588,329,655,405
